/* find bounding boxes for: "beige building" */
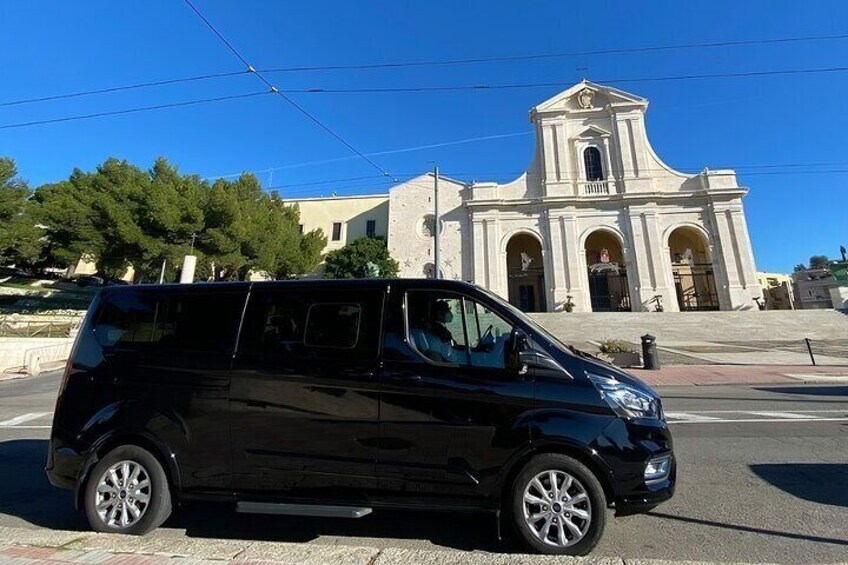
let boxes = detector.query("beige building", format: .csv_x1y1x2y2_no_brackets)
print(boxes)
756,272,795,310
792,267,837,309
284,194,389,253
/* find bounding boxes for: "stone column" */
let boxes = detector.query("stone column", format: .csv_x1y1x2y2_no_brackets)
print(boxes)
602,137,614,185
709,201,758,310
627,207,677,311
558,211,589,311
471,218,488,288
470,215,506,299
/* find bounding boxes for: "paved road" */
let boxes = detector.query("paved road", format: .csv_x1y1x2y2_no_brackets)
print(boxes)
1,372,846,563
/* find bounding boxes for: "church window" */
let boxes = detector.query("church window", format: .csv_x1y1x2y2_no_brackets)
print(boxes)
584,147,604,181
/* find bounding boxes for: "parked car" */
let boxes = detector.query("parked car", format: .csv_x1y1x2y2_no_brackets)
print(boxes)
46,279,674,555
74,275,105,287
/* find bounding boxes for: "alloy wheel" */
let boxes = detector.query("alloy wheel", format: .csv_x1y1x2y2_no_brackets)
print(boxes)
94,460,152,529
522,469,592,548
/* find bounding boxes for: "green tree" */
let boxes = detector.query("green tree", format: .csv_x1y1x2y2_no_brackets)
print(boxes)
32,157,204,280
809,255,829,269
199,176,325,280
0,158,43,267
29,157,324,282
323,236,399,279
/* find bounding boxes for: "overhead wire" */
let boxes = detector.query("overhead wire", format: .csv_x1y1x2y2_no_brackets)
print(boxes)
262,165,848,200
273,66,848,94
6,64,846,131
180,0,399,182
205,132,534,180
0,91,269,130
0,70,247,108
2,31,846,108
261,32,848,72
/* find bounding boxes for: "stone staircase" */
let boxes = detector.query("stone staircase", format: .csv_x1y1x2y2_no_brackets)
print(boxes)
529,309,848,344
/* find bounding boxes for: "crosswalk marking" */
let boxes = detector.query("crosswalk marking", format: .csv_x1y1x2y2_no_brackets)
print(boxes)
665,409,848,425
666,409,847,415
0,412,52,427
747,411,819,419
664,412,722,421
669,417,848,425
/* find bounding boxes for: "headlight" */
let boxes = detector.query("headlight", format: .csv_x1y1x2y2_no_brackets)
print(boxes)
588,374,660,419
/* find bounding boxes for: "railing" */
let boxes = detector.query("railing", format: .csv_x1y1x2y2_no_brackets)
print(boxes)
23,341,74,376
0,316,84,338
580,180,610,195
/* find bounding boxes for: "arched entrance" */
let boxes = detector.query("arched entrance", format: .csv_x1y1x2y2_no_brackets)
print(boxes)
668,226,719,311
506,233,547,312
585,230,631,312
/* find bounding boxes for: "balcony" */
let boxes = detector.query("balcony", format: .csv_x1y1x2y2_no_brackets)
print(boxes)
580,180,610,195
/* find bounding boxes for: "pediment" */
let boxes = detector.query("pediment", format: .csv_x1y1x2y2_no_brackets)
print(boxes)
575,125,612,139
532,80,648,115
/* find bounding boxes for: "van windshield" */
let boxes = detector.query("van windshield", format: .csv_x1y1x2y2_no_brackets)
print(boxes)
476,287,574,355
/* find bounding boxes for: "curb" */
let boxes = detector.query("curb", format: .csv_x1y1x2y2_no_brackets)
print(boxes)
1,526,842,565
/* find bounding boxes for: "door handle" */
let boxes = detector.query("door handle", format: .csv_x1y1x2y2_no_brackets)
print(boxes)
384,372,422,383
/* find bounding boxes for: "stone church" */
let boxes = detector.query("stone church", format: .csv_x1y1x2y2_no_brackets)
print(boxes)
290,81,762,312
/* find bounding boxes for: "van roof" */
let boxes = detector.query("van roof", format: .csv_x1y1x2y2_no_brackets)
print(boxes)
98,278,479,294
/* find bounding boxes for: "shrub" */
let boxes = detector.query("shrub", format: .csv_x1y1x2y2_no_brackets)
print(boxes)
599,339,633,354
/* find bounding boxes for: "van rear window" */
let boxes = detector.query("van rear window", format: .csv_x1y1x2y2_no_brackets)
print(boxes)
93,290,244,353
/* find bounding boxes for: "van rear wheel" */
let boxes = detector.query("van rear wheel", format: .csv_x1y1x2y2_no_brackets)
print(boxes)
510,454,606,555
83,445,171,535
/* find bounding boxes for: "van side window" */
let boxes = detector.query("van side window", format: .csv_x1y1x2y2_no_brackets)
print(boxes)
466,301,513,369
93,291,244,353
304,303,361,348
239,289,382,361
406,291,514,368
255,299,307,356
407,293,467,364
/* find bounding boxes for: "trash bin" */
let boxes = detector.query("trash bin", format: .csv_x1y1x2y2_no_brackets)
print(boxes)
641,333,660,370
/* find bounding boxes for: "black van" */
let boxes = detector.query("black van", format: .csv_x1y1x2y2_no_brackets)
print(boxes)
47,279,674,555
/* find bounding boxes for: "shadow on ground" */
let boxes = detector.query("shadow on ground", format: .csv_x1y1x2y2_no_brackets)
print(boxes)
0,439,517,552
171,503,519,552
0,440,85,531
750,463,848,508
754,386,848,397
648,511,848,547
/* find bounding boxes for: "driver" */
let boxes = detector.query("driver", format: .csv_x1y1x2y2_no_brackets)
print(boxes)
412,299,459,362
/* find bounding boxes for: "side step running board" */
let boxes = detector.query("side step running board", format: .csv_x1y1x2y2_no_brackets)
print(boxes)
236,501,373,518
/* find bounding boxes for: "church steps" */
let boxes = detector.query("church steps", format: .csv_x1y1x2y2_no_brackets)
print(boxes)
528,310,848,344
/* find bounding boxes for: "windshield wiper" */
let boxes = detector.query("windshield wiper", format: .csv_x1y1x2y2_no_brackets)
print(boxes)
567,344,599,360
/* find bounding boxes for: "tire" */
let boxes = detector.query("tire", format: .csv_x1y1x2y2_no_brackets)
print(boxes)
510,453,607,555
83,445,172,535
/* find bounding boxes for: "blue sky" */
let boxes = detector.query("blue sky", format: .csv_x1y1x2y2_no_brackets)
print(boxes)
1,0,846,273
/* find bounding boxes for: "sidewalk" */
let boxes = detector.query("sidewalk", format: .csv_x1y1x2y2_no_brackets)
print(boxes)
630,364,848,387
1,527,833,565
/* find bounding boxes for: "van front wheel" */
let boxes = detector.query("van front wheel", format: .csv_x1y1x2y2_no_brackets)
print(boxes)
83,445,172,535
510,454,606,555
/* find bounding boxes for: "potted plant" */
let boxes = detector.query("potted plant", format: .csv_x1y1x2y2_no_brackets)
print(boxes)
598,339,642,368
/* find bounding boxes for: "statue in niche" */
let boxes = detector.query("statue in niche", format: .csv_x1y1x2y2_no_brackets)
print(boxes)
577,88,594,109
520,252,533,272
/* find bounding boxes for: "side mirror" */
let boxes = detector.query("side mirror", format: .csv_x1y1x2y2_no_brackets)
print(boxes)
508,329,572,379
520,350,572,378
507,329,529,372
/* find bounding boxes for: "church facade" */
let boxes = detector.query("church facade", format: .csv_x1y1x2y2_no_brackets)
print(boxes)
385,81,761,312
